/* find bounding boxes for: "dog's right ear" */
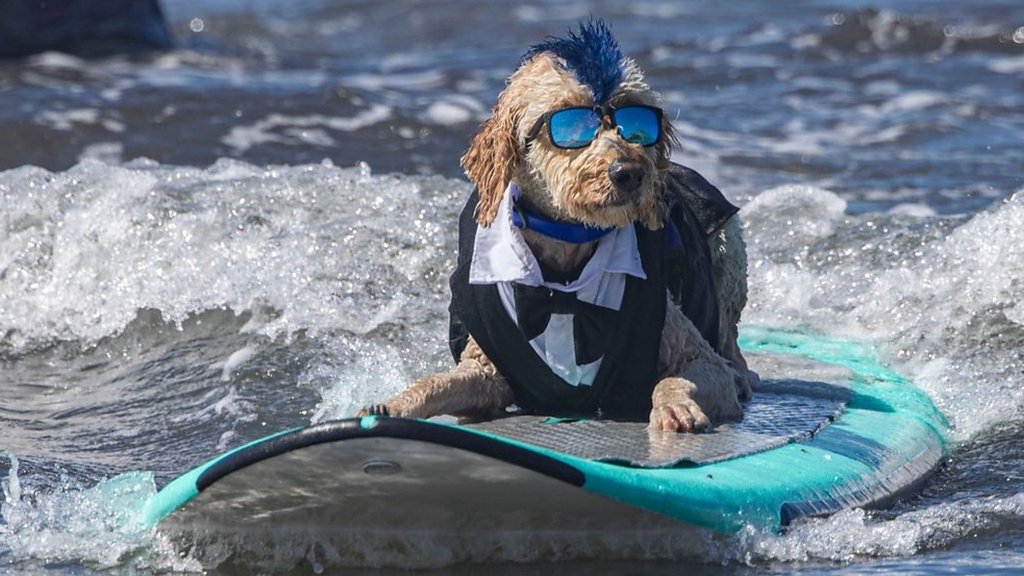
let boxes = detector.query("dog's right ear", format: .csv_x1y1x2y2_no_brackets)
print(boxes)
461,94,523,227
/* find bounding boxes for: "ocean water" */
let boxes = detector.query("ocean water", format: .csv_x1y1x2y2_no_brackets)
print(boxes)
1,0,1023,573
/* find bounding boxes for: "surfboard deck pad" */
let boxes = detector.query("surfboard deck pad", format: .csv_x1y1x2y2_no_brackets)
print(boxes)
469,378,849,467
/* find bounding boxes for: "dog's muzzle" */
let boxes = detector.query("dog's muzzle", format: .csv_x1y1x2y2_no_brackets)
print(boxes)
608,160,645,195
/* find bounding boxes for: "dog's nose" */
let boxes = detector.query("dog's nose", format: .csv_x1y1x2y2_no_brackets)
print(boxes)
608,161,645,193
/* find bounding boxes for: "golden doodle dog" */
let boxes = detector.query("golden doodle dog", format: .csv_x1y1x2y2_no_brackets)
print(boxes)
360,21,756,432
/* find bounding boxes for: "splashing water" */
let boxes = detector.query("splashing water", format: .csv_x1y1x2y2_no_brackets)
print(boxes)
744,185,1024,440
0,456,175,570
0,158,463,353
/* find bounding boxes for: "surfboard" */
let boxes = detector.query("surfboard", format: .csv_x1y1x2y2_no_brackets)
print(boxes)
143,327,949,552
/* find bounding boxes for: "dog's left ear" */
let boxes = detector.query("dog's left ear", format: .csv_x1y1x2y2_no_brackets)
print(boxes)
461,93,523,227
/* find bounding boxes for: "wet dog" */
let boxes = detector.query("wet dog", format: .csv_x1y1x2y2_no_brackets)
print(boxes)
360,21,755,432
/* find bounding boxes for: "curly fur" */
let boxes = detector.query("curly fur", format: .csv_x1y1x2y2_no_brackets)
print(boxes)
361,23,754,433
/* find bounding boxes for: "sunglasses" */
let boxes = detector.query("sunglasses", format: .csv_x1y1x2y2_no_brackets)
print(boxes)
525,104,663,149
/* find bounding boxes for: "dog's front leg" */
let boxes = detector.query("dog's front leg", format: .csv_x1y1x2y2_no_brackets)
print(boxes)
651,298,744,432
357,337,514,421
710,216,757,400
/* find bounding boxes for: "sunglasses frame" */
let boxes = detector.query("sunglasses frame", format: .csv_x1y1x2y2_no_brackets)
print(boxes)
525,103,663,150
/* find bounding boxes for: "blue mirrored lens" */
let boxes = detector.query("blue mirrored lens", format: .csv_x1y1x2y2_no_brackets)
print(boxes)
614,107,660,146
548,108,600,148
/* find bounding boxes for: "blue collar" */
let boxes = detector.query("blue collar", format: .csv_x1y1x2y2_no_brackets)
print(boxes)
512,202,615,244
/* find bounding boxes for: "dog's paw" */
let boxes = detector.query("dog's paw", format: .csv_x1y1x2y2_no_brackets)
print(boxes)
648,400,711,433
355,403,391,417
453,405,508,425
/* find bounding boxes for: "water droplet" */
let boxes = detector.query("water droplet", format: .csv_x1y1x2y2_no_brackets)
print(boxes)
190,18,205,33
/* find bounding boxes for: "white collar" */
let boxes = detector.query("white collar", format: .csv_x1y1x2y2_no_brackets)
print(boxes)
468,182,647,289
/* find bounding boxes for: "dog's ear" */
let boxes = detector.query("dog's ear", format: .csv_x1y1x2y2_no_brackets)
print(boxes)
461,95,523,227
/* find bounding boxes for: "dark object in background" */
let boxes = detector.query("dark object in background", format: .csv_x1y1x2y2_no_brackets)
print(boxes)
0,0,172,58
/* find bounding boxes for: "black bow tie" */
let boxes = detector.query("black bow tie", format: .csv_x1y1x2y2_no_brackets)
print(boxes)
513,283,619,366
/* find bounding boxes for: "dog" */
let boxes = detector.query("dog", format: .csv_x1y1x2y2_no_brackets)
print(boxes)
359,21,755,432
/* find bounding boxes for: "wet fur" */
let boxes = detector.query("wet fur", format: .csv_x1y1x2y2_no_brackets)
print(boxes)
360,41,754,432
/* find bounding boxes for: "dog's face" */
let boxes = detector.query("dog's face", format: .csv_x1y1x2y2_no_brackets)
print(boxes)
462,24,674,231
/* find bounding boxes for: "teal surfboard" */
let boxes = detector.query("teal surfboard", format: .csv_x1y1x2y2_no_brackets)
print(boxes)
144,327,949,549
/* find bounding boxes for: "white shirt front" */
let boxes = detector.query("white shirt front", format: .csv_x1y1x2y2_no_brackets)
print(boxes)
468,182,647,387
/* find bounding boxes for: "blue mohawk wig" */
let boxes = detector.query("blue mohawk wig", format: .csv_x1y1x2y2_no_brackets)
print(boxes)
523,19,625,104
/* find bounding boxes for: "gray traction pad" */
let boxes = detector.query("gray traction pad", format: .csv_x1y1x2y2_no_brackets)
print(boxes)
468,379,850,468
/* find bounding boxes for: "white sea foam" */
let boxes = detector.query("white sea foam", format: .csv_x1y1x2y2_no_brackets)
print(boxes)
307,342,413,423
221,106,392,153
219,345,258,381
744,184,1024,439
422,95,486,126
33,108,102,131
513,4,591,22
988,56,1024,74
25,51,89,70
0,159,462,355
725,492,1024,564
725,53,780,69
0,464,159,568
78,142,126,165
745,185,849,251
341,70,447,92
873,90,948,115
